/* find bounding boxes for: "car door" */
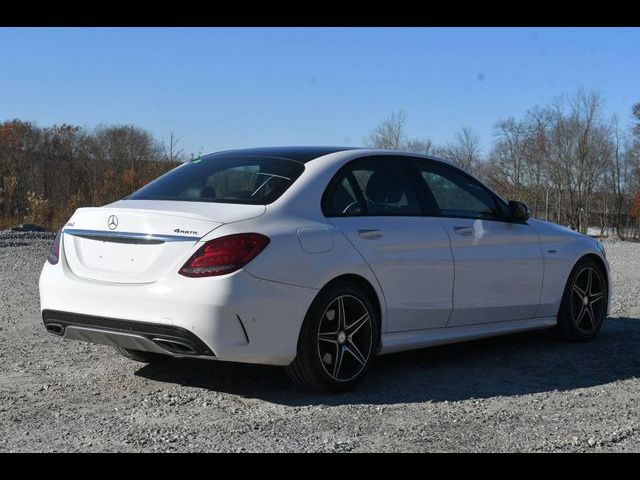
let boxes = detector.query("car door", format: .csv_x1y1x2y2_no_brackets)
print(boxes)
412,159,544,326
324,156,454,333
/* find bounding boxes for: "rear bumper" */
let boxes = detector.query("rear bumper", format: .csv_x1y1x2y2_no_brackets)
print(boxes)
39,260,318,366
43,310,215,357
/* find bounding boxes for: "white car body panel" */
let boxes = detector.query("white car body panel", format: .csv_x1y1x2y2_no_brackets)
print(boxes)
527,219,612,318
440,217,544,326
328,216,454,332
39,147,611,366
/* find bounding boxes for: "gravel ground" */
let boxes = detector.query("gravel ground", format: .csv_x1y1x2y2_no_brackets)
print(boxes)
2,231,640,452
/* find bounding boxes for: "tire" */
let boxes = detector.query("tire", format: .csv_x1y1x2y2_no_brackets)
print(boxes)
557,257,608,342
286,280,380,392
114,346,171,364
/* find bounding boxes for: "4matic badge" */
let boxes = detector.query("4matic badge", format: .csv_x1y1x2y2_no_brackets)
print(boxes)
174,228,199,235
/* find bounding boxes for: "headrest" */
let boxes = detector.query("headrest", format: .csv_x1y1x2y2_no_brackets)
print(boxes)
365,168,404,204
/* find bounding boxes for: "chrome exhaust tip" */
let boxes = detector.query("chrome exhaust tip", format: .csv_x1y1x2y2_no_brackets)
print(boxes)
152,338,197,355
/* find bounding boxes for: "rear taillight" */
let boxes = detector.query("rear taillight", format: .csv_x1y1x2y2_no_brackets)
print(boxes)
179,233,270,278
48,230,62,265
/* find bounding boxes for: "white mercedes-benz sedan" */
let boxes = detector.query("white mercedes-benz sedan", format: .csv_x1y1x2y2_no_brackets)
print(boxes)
39,147,611,391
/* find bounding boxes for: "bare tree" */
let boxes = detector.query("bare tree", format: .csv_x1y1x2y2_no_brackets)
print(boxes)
404,139,436,155
486,118,528,201
365,110,437,156
162,131,185,165
436,126,482,173
608,115,627,238
454,126,482,171
364,110,407,149
553,90,611,233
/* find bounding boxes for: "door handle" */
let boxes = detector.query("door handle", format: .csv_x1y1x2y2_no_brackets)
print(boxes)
453,226,473,236
358,229,384,239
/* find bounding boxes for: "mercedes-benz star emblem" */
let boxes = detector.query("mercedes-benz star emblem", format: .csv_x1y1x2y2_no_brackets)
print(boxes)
107,215,118,230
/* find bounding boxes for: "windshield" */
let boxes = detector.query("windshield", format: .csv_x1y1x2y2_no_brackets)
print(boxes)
127,154,305,205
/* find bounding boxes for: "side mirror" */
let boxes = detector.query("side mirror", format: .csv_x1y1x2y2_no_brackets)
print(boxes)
508,200,530,222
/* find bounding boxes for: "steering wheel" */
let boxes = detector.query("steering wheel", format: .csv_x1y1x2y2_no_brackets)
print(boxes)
341,198,377,215
342,201,360,215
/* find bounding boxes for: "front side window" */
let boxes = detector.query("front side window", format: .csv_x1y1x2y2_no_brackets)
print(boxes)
323,157,423,216
128,154,305,205
414,160,504,220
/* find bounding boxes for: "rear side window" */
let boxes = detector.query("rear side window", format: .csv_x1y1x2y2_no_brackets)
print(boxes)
324,176,363,216
323,157,423,216
128,154,305,205
414,160,503,220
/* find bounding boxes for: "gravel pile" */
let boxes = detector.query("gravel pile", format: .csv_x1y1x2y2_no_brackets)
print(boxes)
2,232,640,452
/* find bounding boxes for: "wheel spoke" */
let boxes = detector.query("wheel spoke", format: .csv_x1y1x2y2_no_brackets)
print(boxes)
318,332,338,344
573,283,586,298
345,341,367,366
336,296,346,332
590,291,605,304
332,345,344,378
586,268,593,295
346,313,369,337
584,304,595,330
575,304,587,325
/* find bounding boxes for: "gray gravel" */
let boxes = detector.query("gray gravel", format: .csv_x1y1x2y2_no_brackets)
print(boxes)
602,239,640,318
2,231,640,452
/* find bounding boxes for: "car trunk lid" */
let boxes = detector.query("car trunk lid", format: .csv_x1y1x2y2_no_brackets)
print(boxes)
61,200,265,284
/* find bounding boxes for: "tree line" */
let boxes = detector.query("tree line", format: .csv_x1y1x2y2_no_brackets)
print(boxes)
1,88,639,237
365,89,640,238
0,122,187,230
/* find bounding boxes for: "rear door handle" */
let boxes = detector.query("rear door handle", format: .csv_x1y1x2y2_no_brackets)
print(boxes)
358,229,383,239
453,226,473,236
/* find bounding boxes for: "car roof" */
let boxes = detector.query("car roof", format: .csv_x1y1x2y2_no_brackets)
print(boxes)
205,146,362,163
330,148,456,166
205,146,457,167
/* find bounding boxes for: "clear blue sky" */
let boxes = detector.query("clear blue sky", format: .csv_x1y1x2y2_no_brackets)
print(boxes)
1,27,638,156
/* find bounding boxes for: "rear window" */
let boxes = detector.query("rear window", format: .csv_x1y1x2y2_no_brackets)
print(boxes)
128,154,305,205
